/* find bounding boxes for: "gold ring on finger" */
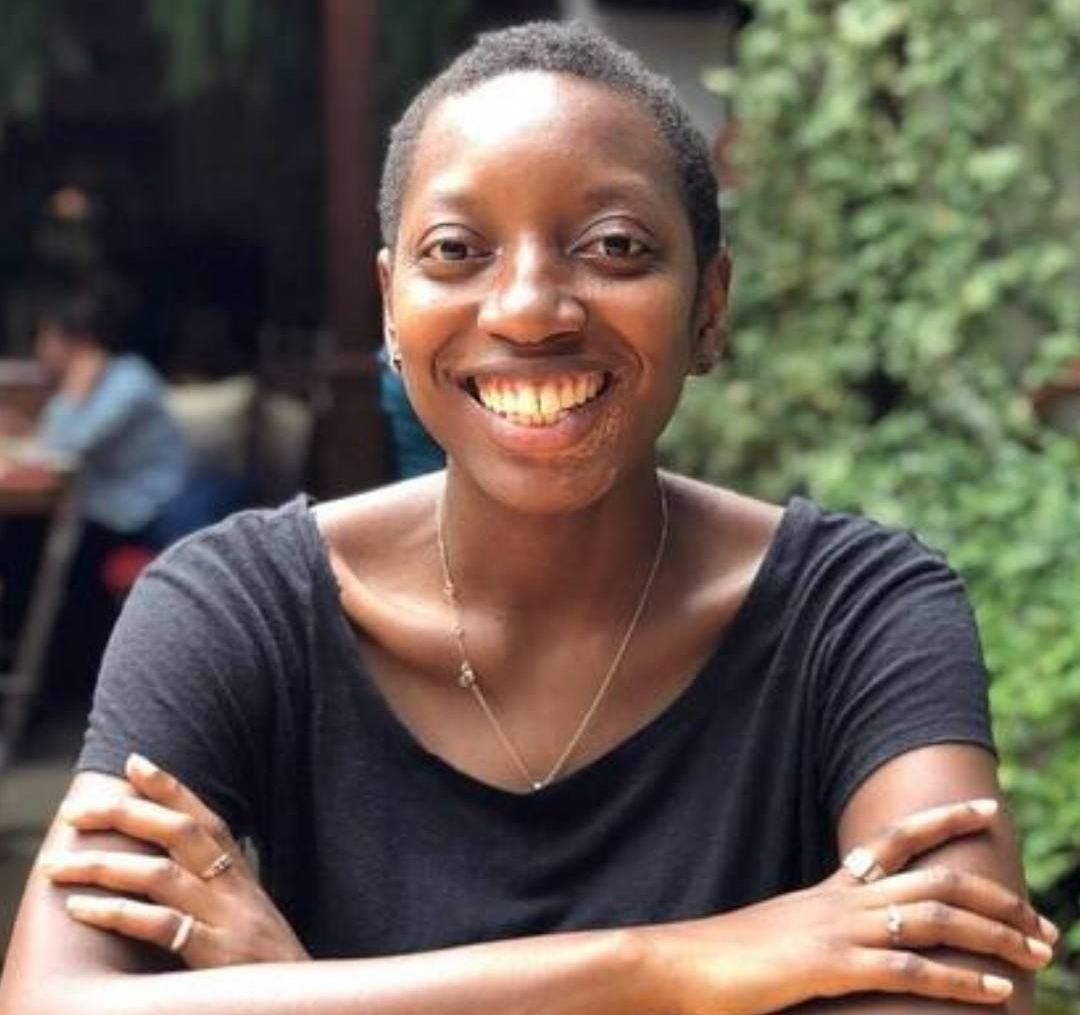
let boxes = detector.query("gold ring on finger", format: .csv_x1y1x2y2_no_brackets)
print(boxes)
169,912,195,954
199,851,234,880
886,903,904,945
842,845,886,884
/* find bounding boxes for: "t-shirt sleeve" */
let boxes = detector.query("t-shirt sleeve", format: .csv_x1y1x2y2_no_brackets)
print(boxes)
815,526,996,828
76,521,280,839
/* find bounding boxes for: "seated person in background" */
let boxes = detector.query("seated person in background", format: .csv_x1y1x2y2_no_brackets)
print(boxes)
0,287,187,701
32,288,188,544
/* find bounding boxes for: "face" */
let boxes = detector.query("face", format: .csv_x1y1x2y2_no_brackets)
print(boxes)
381,71,728,514
34,324,78,381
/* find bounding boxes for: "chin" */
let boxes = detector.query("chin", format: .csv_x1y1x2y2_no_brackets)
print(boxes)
445,452,622,517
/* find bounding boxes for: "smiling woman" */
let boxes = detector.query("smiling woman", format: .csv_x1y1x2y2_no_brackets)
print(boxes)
0,20,1056,1015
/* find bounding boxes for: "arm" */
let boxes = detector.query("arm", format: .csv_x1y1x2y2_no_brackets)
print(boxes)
0,406,34,437
788,743,1037,1014
0,775,655,1015
5,774,1049,1015
36,364,153,460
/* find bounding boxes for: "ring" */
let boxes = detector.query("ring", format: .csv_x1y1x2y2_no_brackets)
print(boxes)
169,913,195,954
199,851,234,880
842,845,886,884
886,903,904,945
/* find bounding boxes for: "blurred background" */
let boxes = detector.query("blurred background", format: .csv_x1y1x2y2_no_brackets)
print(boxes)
0,1,1077,1009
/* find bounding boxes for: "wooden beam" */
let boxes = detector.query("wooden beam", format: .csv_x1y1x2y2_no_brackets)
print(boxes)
319,0,388,494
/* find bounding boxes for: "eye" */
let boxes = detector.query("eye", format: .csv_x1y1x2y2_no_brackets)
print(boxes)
419,235,489,263
577,231,652,261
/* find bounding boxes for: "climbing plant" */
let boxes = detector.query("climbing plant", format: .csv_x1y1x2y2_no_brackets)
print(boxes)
662,2,1080,1007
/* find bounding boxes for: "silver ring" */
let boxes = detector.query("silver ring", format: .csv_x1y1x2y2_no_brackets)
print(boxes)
169,913,195,954
886,903,904,945
842,845,886,884
199,851,234,880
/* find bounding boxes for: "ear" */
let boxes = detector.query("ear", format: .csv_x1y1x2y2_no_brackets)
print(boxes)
689,249,731,376
376,248,399,365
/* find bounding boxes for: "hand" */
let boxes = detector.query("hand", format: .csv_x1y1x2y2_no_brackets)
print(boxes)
0,406,33,437
642,799,1058,1015
40,754,309,968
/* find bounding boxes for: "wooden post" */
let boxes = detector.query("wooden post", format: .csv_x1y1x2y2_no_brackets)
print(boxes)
318,0,388,495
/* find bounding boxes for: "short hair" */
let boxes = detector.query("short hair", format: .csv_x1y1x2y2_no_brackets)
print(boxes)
378,20,722,272
37,287,118,350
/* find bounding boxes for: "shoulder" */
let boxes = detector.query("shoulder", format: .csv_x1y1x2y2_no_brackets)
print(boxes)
313,470,444,568
104,354,163,392
142,495,325,612
783,497,965,621
664,473,966,633
687,473,960,600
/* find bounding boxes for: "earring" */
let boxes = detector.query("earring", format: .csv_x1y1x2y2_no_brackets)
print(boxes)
391,352,403,374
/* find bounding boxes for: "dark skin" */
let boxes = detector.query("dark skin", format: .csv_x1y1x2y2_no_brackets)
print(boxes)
0,71,1056,1014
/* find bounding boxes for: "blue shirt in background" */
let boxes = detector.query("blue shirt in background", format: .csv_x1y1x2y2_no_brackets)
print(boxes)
38,355,188,534
378,356,444,479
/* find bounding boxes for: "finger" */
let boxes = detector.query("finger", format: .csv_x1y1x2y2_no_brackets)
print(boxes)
848,949,1014,1006
39,850,210,919
64,894,204,959
124,755,234,847
867,866,1057,943
857,902,1053,972
60,794,226,876
851,798,999,879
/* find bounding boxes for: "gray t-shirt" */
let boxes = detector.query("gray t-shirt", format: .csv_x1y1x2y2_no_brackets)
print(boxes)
77,494,994,959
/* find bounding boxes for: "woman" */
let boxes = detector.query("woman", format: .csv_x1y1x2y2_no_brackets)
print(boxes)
0,288,187,699
0,22,1056,1014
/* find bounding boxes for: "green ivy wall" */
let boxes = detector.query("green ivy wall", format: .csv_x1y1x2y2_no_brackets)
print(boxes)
661,3,1080,1008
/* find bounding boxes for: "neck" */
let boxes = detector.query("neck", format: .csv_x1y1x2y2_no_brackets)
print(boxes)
438,459,667,619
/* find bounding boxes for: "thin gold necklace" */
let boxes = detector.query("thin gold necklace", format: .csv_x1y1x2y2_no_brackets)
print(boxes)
435,480,670,792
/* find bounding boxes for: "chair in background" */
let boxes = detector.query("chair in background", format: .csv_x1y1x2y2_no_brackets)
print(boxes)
0,477,81,776
252,325,336,503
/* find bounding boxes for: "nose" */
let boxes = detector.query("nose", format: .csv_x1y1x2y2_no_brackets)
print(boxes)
477,239,586,344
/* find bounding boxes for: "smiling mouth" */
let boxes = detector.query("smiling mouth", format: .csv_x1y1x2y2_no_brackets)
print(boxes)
462,370,614,427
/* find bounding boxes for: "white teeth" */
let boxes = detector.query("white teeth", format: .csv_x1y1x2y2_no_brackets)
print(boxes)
473,371,607,424
539,383,560,415
517,385,539,416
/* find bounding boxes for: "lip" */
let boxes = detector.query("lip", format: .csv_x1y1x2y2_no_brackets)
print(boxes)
451,357,617,387
456,367,621,455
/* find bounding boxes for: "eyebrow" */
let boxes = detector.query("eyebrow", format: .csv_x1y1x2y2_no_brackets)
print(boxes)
417,178,666,220
576,180,664,209
413,176,484,213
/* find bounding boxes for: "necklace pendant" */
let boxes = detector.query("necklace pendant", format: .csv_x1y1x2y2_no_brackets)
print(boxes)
531,781,544,791
457,662,477,688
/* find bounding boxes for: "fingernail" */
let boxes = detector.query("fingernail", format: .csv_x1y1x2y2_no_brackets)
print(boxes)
982,974,1013,997
126,753,157,778
65,895,95,917
1040,916,1060,943
1027,937,1053,962
969,798,999,816
59,802,84,823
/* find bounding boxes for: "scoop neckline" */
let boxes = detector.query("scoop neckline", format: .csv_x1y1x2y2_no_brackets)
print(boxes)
301,493,809,808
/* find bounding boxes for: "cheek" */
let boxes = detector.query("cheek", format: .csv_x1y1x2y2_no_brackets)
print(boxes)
392,273,475,368
594,275,695,384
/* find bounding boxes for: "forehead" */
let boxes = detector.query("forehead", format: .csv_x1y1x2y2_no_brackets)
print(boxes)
402,71,683,221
